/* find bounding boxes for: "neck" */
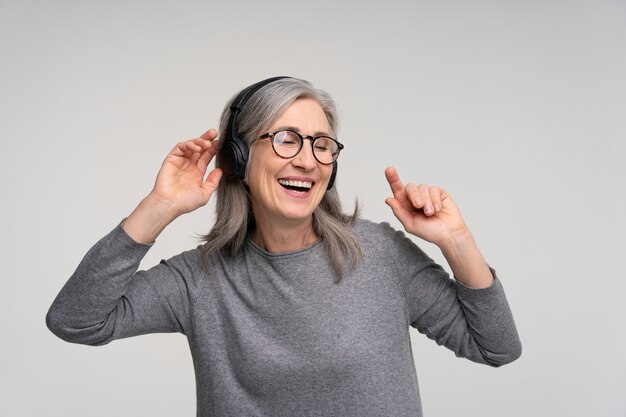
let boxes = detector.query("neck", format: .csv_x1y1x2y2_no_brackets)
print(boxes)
251,215,319,253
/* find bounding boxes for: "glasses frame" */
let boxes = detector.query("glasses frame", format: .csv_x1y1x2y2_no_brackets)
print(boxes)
257,129,344,165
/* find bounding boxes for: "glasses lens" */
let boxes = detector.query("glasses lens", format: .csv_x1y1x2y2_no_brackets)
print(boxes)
272,131,301,158
313,137,339,164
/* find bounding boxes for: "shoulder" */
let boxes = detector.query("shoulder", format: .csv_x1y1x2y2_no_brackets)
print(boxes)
156,247,208,286
353,218,406,246
162,246,205,268
353,218,432,264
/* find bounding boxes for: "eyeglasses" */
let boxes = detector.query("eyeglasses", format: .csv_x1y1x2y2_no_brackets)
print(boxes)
257,129,344,165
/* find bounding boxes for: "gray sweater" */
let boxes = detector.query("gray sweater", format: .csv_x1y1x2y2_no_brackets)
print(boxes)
47,219,521,417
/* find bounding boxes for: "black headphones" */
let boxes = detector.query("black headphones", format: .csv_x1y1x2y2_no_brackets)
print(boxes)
217,76,337,190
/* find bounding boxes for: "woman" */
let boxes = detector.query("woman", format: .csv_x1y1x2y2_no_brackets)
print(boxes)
47,77,521,417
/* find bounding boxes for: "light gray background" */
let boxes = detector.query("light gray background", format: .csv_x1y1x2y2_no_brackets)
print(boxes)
1,0,625,416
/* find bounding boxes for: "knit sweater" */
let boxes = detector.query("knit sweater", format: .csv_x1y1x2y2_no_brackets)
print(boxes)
46,219,521,417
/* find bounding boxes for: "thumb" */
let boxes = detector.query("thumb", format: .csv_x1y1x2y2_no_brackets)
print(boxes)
385,197,412,226
202,168,223,196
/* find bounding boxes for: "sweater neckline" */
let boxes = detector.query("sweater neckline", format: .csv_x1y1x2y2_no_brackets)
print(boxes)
245,235,323,258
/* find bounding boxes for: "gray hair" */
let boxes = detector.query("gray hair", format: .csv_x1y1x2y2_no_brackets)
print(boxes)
200,78,362,280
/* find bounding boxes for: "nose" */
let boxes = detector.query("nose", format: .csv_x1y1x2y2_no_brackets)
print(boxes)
291,138,317,171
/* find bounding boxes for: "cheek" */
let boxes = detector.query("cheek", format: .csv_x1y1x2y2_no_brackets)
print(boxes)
247,157,282,199
321,165,333,187
313,167,332,199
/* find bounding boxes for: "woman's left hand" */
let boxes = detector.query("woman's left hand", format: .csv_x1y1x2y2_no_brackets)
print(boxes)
384,167,468,248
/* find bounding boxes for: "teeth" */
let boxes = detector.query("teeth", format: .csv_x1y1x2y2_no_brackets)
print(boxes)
278,179,312,189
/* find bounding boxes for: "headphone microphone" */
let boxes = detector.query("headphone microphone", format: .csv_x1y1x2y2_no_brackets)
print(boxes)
217,76,338,190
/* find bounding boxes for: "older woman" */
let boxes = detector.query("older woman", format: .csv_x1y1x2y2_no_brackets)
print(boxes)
47,77,521,417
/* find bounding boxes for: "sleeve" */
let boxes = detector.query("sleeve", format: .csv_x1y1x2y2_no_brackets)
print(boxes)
384,223,522,367
46,221,197,346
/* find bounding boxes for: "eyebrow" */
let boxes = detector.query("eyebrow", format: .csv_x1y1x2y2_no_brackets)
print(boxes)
273,125,333,138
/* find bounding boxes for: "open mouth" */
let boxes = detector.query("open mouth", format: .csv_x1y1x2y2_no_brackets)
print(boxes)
277,179,314,193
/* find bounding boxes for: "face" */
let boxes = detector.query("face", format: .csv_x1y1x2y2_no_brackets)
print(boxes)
247,98,334,227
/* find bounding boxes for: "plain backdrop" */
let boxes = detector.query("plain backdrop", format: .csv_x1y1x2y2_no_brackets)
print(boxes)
2,0,625,416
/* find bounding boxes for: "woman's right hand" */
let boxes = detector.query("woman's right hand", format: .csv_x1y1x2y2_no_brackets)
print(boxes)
150,129,223,216
122,129,223,244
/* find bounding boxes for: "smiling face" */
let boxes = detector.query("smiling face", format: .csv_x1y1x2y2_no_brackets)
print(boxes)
247,98,333,229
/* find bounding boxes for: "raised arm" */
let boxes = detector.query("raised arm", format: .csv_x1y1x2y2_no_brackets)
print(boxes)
46,130,222,345
384,166,521,366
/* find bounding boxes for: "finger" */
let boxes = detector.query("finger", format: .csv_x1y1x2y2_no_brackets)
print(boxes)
191,136,216,151
174,140,202,157
189,149,202,165
417,184,435,216
384,167,405,197
197,140,220,170
178,136,215,159
200,128,218,141
405,182,424,209
430,187,444,212
170,141,187,157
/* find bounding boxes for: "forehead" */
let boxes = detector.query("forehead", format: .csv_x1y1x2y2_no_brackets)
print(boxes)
269,98,331,134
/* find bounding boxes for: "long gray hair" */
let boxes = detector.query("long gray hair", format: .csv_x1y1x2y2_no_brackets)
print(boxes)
201,78,362,280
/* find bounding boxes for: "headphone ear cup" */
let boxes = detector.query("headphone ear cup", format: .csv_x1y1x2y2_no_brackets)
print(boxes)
326,162,338,190
218,137,249,180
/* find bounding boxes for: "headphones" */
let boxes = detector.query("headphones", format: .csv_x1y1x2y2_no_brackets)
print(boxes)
217,76,337,190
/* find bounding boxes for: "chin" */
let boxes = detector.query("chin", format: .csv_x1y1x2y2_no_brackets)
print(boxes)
277,205,317,222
